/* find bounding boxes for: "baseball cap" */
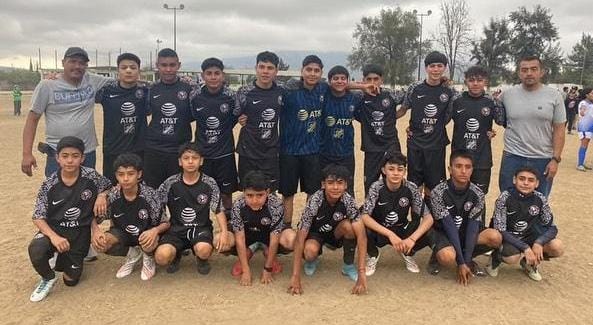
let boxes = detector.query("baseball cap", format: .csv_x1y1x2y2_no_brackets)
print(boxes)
64,47,89,62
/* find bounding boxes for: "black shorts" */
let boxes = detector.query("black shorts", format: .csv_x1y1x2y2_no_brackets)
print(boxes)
320,154,355,194
432,228,490,256
363,152,386,194
501,234,539,257
367,225,433,255
306,231,343,250
279,154,321,196
407,146,446,190
202,154,238,195
105,227,140,256
32,226,91,281
471,168,492,195
143,149,181,188
158,227,213,253
238,156,279,192
103,151,144,184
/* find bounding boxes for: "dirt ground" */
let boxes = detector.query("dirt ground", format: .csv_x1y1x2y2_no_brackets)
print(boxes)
0,92,592,324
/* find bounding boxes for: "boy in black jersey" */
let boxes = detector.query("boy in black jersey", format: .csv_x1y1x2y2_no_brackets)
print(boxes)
95,53,148,183
234,51,284,192
28,136,111,302
91,153,169,280
489,167,564,281
153,143,231,275
356,64,403,194
448,66,505,198
287,165,368,295
397,51,455,200
229,171,296,286
361,151,434,275
143,48,196,188
190,57,238,218
430,150,502,286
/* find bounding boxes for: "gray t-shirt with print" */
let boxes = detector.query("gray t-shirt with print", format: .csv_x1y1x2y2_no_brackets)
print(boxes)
30,73,111,153
500,85,566,158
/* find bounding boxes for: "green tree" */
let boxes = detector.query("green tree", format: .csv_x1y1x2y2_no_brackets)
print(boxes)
348,7,428,86
436,0,472,81
470,18,513,87
563,33,593,86
508,5,563,81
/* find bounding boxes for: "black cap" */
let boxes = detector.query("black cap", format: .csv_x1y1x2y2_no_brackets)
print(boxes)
302,55,323,69
424,51,448,67
57,136,85,154
64,47,89,62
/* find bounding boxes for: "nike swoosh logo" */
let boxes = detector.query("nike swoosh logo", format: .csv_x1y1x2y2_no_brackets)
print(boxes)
507,211,517,215
113,213,124,218
52,199,64,205
316,216,325,221
456,109,465,113
196,107,206,111
252,100,262,105
222,182,231,186
377,202,388,206
153,94,161,99
109,94,120,98
446,205,455,210
364,100,372,104
417,95,426,98
71,265,80,269
174,196,181,201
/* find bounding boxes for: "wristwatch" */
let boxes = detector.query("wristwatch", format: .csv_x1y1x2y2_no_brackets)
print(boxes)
552,156,561,163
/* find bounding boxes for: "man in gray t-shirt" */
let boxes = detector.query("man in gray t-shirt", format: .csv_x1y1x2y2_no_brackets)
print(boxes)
21,47,111,177
498,56,566,197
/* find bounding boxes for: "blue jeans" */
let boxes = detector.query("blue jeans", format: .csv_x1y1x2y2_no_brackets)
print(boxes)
498,151,553,198
45,149,96,177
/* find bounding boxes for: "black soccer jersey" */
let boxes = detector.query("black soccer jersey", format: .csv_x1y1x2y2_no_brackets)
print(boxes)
492,189,554,240
361,179,428,229
33,167,111,228
431,179,484,233
104,182,167,237
449,92,504,169
356,88,403,153
234,81,285,159
190,85,237,159
230,193,284,236
95,82,148,155
298,190,359,233
403,81,455,150
157,173,221,232
145,78,195,154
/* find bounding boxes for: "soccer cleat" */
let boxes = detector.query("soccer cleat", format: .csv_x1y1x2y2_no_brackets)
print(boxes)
140,253,156,281
427,251,440,275
303,259,320,276
84,246,99,262
30,277,58,302
520,258,542,281
231,249,254,276
341,263,358,282
365,252,381,276
486,252,502,277
166,254,182,274
196,258,211,275
116,246,142,278
469,260,486,277
401,253,420,273
577,165,587,172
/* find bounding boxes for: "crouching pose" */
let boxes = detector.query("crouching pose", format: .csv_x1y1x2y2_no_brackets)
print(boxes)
488,166,564,281
28,136,111,301
430,150,502,285
91,153,169,280
361,151,434,275
230,170,296,286
154,143,231,275
288,164,367,295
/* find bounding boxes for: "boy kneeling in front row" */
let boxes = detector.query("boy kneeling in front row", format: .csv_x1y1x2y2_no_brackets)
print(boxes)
91,153,170,280
288,164,367,295
230,170,296,286
488,166,564,281
28,136,111,302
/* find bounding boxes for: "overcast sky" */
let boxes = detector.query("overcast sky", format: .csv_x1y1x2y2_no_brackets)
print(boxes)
0,0,588,69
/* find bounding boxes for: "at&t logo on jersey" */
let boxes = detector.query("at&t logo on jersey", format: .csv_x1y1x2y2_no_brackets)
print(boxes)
121,102,136,116
297,109,309,121
371,111,384,121
424,104,438,118
262,108,276,121
125,225,140,236
80,189,92,201
161,103,177,117
514,220,528,233
181,207,197,224
326,116,336,127
206,116,220,129
160,103,178,135
64,207,81,220
385,211,399,226
319,224,333,233
120,102,138,134
465,118,480,132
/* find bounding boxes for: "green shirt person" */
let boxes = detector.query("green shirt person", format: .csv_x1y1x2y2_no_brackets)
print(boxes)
12,85,22,116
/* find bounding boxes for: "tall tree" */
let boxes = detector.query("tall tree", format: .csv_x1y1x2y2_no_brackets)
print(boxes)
348,7,427,86
508,5,563,81
435,0,472,81
470,18,512,87
278,57,290,71
564,33,593,86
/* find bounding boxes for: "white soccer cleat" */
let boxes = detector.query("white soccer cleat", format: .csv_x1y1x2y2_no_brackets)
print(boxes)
116,246,142,279
401,253,420,273
140,253,156,281
30,277,58,302
365,252,381,276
